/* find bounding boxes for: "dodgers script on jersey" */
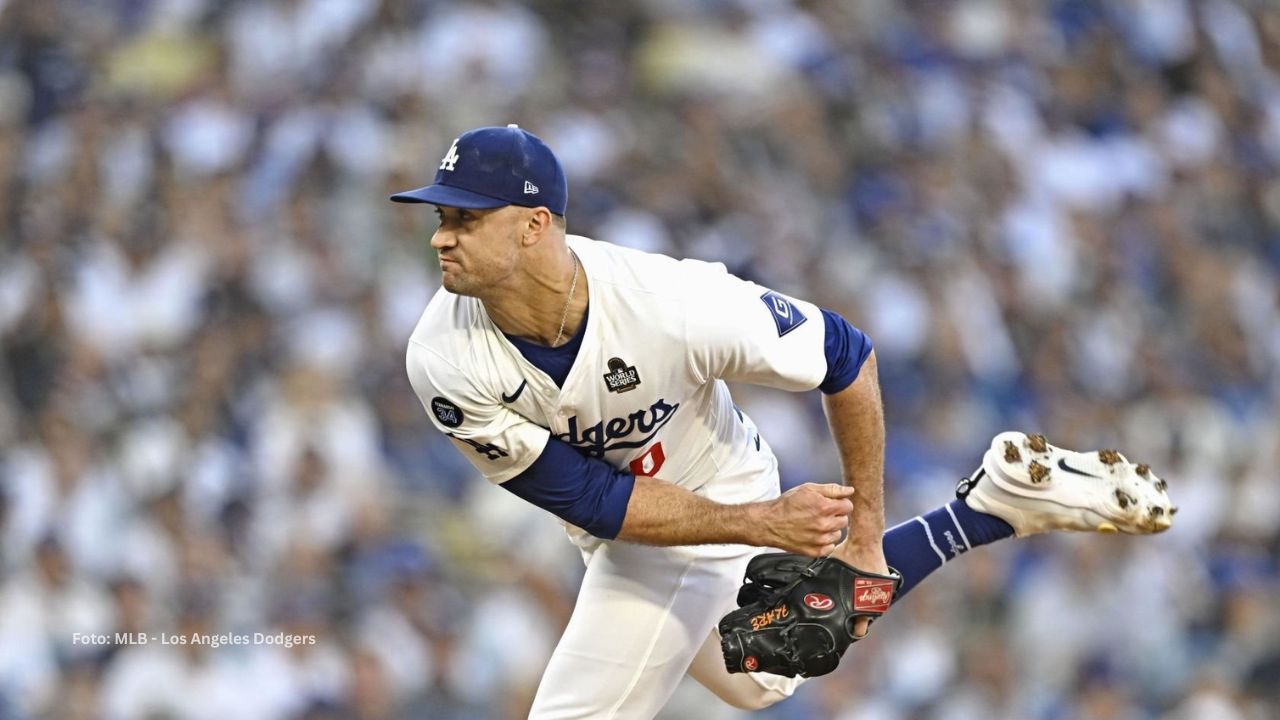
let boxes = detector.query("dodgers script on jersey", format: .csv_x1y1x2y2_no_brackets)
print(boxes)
405,236,829,526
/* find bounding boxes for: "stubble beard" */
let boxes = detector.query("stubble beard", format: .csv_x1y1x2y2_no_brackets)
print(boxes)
440,269,473,296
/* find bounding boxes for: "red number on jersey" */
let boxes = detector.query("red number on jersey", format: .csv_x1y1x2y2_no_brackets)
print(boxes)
629,442,666,477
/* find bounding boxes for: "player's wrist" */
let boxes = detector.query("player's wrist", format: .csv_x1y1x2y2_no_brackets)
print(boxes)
831,540,887,572
733,498,796,550
737,501,776,547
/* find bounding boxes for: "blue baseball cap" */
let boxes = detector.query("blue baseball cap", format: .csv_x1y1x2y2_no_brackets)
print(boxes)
391,124,568,216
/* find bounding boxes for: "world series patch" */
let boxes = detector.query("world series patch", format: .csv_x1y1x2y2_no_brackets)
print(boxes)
430,396,464,428
760,290,807,337
602,357,641,393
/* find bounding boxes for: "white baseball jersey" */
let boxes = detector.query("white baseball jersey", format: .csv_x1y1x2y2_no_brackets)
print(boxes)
406,234,830,716
405,235,829,509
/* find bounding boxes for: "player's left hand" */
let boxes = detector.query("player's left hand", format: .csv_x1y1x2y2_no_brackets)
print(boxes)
830,543,889,639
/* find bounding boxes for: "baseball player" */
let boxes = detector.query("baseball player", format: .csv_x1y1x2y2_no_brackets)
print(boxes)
392,125,1175,718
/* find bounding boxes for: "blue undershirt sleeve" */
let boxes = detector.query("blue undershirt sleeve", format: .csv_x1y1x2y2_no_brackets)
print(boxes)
501,437,637,540
819,308,873,394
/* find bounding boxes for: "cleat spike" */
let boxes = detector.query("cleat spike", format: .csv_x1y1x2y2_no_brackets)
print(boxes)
1028,461,1050,484
1156,479,1167,492
1004,441,1022,463
1026,434,1048,453
1135,464,1150,477
1150,507,1164,517
1114,489,1129,509
1098,450,1122,465
1169,506,1178,515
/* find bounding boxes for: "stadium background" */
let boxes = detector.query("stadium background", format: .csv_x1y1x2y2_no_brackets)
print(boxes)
1,0,1278,718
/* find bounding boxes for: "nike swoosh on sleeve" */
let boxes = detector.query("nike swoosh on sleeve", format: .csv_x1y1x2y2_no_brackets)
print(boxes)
501,380,528,404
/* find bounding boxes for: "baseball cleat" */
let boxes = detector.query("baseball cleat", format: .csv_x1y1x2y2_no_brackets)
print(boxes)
956,431,1175,537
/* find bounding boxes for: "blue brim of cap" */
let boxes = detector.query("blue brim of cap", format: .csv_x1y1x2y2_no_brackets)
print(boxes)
389,184,509,208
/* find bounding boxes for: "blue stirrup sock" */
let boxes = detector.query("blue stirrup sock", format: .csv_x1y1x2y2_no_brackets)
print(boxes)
882,499,1014,598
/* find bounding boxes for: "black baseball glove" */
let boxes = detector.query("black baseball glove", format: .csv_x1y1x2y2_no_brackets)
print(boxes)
718,553,902,678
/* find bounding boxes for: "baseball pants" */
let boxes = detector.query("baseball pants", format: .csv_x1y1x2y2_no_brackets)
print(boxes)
528,449,805,719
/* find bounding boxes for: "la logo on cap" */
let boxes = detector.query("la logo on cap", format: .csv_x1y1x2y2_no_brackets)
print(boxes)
440,138,460,171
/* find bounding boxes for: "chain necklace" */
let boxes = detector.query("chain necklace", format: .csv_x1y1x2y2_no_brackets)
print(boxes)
552,251,580,346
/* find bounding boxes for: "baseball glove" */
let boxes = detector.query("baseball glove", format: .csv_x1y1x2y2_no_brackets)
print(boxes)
718,553,902,678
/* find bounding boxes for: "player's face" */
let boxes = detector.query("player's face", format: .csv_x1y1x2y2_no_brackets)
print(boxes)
430,205,522,295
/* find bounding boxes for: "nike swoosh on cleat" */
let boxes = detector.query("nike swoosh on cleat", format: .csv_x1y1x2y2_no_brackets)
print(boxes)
501,380,528,404
1057,457,1101,478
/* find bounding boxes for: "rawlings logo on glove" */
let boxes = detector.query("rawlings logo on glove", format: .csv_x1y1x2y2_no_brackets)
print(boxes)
718,553,902,678
854,578,896,613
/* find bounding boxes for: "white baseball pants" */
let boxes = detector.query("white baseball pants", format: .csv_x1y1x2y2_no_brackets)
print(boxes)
528,454,806,719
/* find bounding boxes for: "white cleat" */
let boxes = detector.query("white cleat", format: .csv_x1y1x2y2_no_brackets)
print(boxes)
957,431,1176,537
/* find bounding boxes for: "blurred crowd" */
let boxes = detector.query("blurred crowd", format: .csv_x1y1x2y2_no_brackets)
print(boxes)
1,0,1278,718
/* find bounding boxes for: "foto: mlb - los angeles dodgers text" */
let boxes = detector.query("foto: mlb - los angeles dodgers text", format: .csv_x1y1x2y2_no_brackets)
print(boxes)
72,632,315,649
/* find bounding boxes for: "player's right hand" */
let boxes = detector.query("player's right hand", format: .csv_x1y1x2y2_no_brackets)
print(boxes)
760,483,854,557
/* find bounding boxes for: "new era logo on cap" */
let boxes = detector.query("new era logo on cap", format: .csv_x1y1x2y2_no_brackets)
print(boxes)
390,124,568,215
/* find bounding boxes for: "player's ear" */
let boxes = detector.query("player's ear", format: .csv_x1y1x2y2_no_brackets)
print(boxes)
521,207,554,246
